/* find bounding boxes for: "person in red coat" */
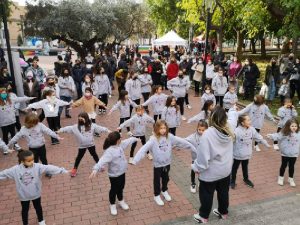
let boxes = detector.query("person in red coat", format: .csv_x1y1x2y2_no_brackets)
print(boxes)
167,58,179,80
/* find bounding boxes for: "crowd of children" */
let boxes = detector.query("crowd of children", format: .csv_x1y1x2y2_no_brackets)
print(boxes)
0,61,299,225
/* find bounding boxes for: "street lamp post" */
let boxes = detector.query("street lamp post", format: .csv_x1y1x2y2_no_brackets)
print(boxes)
201,0,214,93
1,0,16,93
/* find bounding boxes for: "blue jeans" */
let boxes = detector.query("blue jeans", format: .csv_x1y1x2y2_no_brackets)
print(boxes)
58,96,72,117
267,80,276,101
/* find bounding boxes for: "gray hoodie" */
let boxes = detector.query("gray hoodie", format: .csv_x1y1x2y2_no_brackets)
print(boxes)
27,98,70,118
167,77,189,98
186,132,203,161
59,123,109,148
119,113,154,136
223,92,238,109
0,163,67,201
277,106,298,128
212,76,228,96
0,138,9,153
187,111,209,124
125,79,142,100
58,76,75,97
233,126,269,160
0,96,33,127
8,123,59,148
268,132,300,157
138,74,153,93
161,106,181,128
94,74,111,95
142,93,168,115
133,134,196,168
82,82,97,95
200,93,216,109
92,137,138,177
238,103,275,129
192,109,238,182
110,100,138,118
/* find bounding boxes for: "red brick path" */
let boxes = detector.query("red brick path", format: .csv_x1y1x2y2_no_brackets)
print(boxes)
0,88,299,225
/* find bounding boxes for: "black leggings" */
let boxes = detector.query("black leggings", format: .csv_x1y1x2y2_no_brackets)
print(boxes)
280,156,297,178
169,127,176,136
30,145,48,165
15,116,21,131
185,93,190,105
191,161,196,185
21,197,43,225
254,128,260,146
289,80,300,101
194,81,200,95
130,136,146,157
130,99,140,116
109,173,125,204
1,123,15,144
98,94,108,110
231,159,249,183
215,95,224,107
119,117,130,132
154,165,170,196
176,97,185,116
274,127,281,145
74,146,99,169
142,92,150,111
154,114,162,122
46,117,60,143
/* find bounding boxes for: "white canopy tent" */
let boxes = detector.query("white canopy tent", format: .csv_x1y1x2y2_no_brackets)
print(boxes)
152,31,188,47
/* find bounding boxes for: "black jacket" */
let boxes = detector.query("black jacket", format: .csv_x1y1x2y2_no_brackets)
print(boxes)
242,63,260,86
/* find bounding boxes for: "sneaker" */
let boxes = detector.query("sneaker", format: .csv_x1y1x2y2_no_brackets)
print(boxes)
187,104,192,109
3,151,8,155
45,173,52,179
213,209,228,220
98,109,103,115
147,153,153,160
255,145,261,152
190,184,196,193
14,144,21,151
118,200,129,210
66,115,72,118
110,204,117,215
51,140,60,145
127,131,133,137
162,191,172,201
94,133,100,137
243,179,254,188
128,157,134,164
278,176,284,186
181,116,187,121
39,220,46,225
230,181,236,189
193,214,208,223
154,195,164,206
70,168,77,177
288,177,296,187
273,144,279,151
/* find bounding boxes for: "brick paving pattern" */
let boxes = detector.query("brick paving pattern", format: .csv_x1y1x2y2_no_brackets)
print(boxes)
0,85,299,225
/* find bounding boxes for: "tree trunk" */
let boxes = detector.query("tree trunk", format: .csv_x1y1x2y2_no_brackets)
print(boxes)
250,38,257,54
292,37,298,55
281,37,290,54
260,37,266,58
236,30,244,60
217,27,224,53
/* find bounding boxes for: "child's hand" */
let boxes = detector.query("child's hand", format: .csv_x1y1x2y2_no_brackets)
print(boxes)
266,134,272,139
265,142,271,148
109,95,112,98
117,127,121,132
57,135,64,141
56,129,62,134
89,171,98,179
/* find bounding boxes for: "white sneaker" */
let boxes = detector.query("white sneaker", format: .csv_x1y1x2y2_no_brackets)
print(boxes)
181,116,187,121
162,191,172,201
127,131,133,137
39,220,46,225
255,145,261,152
187,105,192,109
128,157,134,164
118,200,129,210
288,177,296,187
14,144,21,151
193,214,208,223
190,184,196,193
154,195,164,206
110,204,117,215
278,176,284,186
147,153,153,160
273,144,279,151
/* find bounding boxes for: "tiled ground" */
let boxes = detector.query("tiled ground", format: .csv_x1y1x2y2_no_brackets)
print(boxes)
0,85,299,225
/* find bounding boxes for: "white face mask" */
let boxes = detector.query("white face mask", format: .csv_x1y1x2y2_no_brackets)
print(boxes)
205,90,210,94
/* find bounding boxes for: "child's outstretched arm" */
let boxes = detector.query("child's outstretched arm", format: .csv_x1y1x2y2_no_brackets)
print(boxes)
26,100,43,110
118,118,133,131
108,101,120,115
40,123,63,140
90,152,113,179
237,103,251,116
132,140,153,165
119,137,139,150
265,106,276,123
57,125,74,134
144,114,155,124
38,164,69,176
170,134,196,153
142,96,153,107
187,112,203,124
11,96,36,103
7,129,25,149
93,124,111,135
95,98,107,109
253,128,270,148
266,133,281,141
0,167,16,180
0,138,13,155
71,98,83,108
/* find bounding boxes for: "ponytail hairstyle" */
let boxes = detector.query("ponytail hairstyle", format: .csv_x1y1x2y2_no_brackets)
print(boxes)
237,114,249,127
202,100,214,119
17,150,33,164
253,95,265,106
165,95,179,112
103,131,121,150
118,90,129,105
281,118,299,136
209,106,235,139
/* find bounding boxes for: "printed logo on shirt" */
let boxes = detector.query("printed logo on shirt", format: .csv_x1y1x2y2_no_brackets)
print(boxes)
20,172,34,186
158,139,170,152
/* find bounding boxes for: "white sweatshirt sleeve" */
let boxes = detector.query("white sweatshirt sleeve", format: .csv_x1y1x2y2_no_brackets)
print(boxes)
40,123,59,139
142,96,153,107
132,139,153,165
110,101,121,113
119,137,138,150
144,114,155,124
264,105,275,122
93,124,110,134
56,99,71,107
0,166,15,180
119,117,133,129
59,125,75,134
8,129,25,148
26,100,44,110
169,134,196,153
0,138,9,153
92,151,113,172
252,128,269,147
38,164,68,175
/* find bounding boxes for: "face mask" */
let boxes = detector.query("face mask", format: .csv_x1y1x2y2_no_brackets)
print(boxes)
63,72,69,76
133,77,137,80
27,76,33,80
179,74,183,78
199,61,203,64
85,93,92,97
0,93,7,100
78,120,85,126
85,79,91,83
48,82,55,86
205,90,210,94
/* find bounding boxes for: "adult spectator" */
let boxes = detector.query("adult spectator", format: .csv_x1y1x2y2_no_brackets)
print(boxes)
115,69,128,94
26,59,45,88
166,58,179,81
23,71,40,101
72,59,85,99
228,56,242,89
54,55,65,77
264,58,280,104
287,56,300,103
0,66,12,86
149,57,163,86
85,52,94,64
241,58,260,100
191,58,204,97
118,54,128,70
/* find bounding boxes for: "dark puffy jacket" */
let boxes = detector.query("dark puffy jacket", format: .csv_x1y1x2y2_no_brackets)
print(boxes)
243,64,260,86
72,64,85,82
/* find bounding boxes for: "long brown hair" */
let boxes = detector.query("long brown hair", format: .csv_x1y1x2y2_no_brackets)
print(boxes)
165,96,179,112
0,86,11,106
78,112,92,132
153,120,169,139
281,118,299,136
